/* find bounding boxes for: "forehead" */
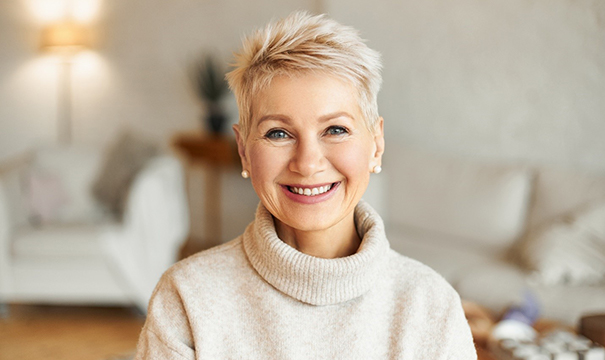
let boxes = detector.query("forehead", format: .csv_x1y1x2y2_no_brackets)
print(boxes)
251,73,363,124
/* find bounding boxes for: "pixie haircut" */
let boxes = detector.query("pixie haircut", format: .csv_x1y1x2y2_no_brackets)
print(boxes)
226,11,383,140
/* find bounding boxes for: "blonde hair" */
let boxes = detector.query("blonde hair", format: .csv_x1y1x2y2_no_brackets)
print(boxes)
226,11,383,139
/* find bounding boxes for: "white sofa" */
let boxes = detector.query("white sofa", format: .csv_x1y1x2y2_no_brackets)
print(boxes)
385,148,605,326
0,145,189,313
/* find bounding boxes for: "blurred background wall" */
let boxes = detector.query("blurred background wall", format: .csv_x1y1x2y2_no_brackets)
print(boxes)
1,0,604,241
328,0,605,172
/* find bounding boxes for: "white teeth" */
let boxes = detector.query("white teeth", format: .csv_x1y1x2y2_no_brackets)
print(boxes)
289,184,334,196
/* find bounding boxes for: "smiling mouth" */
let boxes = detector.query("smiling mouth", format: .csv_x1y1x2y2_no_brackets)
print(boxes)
286,182,338,196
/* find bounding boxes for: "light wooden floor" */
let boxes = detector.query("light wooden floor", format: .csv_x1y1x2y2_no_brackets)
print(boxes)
0,304,145,360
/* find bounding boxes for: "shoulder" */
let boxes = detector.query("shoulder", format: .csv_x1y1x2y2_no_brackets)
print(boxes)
176,237,245,270
137,242,246,356
158,237,248,290
382,250,477,359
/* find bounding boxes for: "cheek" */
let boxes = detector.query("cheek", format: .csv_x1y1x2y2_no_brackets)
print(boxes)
248,144,288,188
330,142,372,183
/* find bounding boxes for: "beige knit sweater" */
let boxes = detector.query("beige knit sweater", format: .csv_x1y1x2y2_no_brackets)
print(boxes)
135,201,477,359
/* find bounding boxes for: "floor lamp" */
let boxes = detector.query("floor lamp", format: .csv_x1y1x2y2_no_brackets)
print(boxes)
41,22,90,145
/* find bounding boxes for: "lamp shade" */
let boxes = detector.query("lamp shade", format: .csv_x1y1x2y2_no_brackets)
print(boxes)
41,22,90,51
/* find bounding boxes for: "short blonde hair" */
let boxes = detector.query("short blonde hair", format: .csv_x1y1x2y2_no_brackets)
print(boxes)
226,11,383,139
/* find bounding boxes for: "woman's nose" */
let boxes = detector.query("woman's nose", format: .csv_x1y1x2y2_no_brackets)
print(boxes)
288,137,327,176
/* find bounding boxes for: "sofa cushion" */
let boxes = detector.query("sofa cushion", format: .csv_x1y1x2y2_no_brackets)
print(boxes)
454,261,529,316
386,225,494,282
526,166,605,231
388,148,532,255
531,284,605,326
26,170,69,224
456,262,605,326
12,223,119,259
92,132,159,220
519,202,605,285
25,145,106,225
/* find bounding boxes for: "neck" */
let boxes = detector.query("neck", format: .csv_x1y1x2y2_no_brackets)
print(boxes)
274,211,361,259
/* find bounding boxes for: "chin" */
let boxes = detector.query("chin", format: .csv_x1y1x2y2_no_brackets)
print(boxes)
280,209,347,233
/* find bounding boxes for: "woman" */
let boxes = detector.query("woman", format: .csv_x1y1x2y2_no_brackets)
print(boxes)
135,12,476,359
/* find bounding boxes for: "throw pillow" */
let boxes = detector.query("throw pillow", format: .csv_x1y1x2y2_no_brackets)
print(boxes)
388,147,533,255
521,202,605,285
92,132,159,220
23,146,108,226
26,169,69,225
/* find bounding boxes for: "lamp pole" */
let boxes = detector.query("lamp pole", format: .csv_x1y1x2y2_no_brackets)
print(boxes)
58,56,73,144
41,21,90,145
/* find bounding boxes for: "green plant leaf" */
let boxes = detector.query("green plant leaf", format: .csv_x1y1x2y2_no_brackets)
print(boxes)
192,54,228,104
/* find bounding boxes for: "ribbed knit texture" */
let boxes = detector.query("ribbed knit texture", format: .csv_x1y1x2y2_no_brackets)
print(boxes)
243,200,389,305
135,201,478,360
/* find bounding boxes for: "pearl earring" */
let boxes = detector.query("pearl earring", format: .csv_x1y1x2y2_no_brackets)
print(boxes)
372,165,382,174
241,170,249,179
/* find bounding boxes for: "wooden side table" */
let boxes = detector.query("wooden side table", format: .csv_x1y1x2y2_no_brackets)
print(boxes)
172,132,240,258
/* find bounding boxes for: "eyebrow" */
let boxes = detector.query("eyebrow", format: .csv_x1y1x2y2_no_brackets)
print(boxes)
257,111,355,125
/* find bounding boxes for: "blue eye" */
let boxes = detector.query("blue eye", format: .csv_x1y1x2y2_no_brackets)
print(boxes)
265,129,290,139
326,126,348,136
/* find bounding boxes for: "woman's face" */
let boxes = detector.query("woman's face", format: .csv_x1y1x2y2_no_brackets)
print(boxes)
234,73,384,234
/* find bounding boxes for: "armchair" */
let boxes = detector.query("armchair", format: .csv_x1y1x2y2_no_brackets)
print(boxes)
0,145,189,313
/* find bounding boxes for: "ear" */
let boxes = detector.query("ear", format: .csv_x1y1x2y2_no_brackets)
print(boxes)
370,117,385,168
233,124,250,172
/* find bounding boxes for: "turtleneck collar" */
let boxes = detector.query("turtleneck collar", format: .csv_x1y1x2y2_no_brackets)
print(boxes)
242,200,390,306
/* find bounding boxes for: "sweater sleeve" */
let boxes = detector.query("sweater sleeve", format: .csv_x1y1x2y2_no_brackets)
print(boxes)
134,271,196,360
436,287,478,360
397,261,478,359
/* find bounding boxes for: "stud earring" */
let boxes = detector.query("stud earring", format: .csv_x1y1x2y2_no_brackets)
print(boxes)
241,170,249,179
372,165,382,174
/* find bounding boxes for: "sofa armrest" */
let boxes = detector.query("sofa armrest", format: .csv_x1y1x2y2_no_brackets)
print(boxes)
101,154,189,310
0,176,15,240
0,176,15,296
0,151,36,297
123,154,190,266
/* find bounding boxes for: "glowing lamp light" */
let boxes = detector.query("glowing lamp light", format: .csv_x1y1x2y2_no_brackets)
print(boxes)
72,0,101,23
29,0,101,23
40,22,90,52
28,0,70,23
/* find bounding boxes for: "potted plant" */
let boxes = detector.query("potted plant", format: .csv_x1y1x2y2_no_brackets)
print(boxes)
191,55,229,134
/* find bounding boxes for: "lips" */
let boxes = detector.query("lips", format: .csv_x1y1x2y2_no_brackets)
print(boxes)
287,183,335,196
281,182,340,204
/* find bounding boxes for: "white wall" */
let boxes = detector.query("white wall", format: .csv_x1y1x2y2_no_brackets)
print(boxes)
327,0,605,173
0,1,57,161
